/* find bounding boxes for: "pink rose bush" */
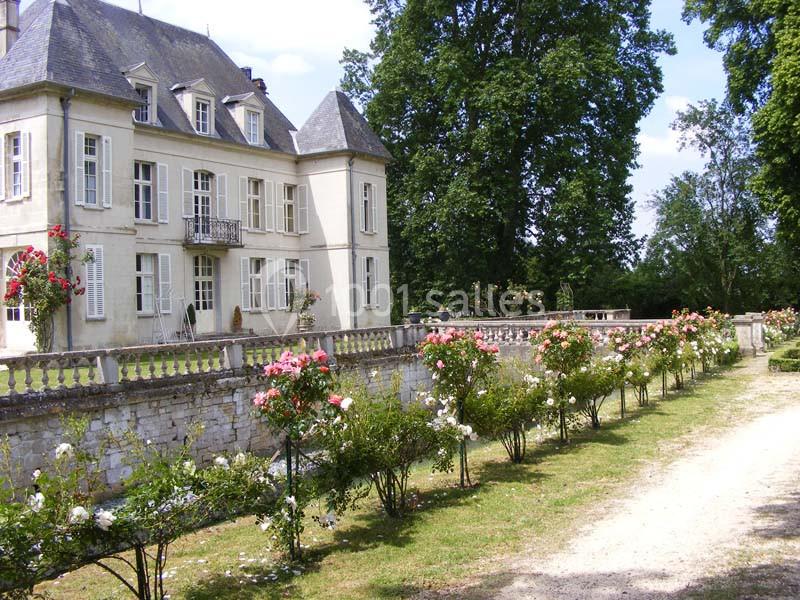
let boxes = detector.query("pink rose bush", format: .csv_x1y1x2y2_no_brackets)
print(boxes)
530,322,600,442
252,347,346,559
419,328,499,486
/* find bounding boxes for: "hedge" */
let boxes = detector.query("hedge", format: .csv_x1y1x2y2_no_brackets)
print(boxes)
768,346,800,372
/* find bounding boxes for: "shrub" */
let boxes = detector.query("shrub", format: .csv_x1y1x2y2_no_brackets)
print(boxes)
530,321,599,442
768,345,800,371
319,383,459,518
252,349,336,559
466,376,547,463
419,328,499,487
232,305,242,332
565,357,620,429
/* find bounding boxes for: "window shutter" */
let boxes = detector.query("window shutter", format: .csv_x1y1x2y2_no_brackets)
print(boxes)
86,245,105,319
276,183,285,233
240,256,251,311
239,176,248,230
0,135,5,201
278,258,288,309
361,257,368,308
217,173,227,219
101,136,112,208
157,163,169,223
20,132,30,198
373,257,380,308
158,254,172,314
264,180,274,231
359,181,366,232
75,132,85,206
265,257,277,310
300,258,310,291
297,184,308,234
372,185,378,234
182,168,193,217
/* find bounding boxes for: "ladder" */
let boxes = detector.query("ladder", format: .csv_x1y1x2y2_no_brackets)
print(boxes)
151,293,195,344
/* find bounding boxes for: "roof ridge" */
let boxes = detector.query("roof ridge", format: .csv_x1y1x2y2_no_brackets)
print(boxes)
68,0,213,42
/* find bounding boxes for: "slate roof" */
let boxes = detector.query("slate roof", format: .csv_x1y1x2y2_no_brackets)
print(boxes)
297,91,391,160
0,0,390,160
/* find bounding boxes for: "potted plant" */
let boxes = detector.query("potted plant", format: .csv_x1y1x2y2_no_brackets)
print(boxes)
407,306,424,324
185,303,196,333
292,289,320,332
438,305,451,322
232,305,243,333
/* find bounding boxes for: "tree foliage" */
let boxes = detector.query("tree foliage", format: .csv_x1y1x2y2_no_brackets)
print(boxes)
631,100,799,315
684,0,800,253
342,1,674,310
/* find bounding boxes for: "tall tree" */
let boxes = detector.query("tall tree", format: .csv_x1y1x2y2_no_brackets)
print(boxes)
684,0,800,253
341,1,674,312
638,100,776,313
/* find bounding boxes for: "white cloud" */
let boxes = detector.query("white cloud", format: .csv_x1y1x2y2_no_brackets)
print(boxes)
268,54,314,76
664,95,691,114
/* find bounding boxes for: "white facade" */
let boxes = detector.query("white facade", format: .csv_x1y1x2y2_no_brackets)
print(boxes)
0,5,390,353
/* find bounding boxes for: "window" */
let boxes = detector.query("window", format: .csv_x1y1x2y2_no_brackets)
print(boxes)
134,161,153,221
249,258,264,310
5,252,31,322
361,182,376,233
9,134,22,198
246,111,260,144
193,255,214,311
134,85,152,123
364,256,376,307
284,185,296,233
284,258,299,309
84,136,98,206
135,254,155,314
248,179,262,230
195,99,210,134
194,171,212,236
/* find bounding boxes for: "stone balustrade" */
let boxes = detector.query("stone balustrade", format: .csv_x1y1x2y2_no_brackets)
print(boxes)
0,316,765,404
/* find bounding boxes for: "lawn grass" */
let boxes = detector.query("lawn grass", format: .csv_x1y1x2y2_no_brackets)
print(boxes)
36,362,754,599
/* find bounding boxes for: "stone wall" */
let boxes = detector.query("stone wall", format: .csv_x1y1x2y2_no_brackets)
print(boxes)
0,352,431,492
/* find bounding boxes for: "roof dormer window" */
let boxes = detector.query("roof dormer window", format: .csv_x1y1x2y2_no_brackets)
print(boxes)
223,91,265,146
134,84,152,123
195,99,210,134
124,63,159,126
171,78,217,137
246,110,260,145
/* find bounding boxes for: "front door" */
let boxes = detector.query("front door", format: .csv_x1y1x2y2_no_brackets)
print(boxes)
4,252,35,353
193,255,215,334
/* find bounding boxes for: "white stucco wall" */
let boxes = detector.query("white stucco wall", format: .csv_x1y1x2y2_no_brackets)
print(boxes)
0,89,391,353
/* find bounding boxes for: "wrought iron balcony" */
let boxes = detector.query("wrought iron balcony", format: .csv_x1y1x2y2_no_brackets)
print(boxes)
184,217,243,248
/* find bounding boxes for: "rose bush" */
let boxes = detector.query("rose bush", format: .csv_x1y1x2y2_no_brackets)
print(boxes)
530,322,599,442
419,328,499,487
2,225,89,352
319,377,459,518
252,348,337,559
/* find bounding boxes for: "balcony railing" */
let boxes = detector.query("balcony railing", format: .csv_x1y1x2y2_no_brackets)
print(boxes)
184,217,243,247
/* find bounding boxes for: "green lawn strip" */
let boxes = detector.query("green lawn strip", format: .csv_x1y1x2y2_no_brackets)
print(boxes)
37,364,753,600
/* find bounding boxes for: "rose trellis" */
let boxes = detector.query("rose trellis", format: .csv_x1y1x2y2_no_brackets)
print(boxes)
419,329,499,487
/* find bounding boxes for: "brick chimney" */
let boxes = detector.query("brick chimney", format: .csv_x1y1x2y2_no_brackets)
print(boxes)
0,0,19,60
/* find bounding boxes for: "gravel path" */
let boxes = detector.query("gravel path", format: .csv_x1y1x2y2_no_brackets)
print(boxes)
491,354,800,599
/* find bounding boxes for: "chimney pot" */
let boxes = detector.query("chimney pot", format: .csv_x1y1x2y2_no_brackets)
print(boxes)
252,78,267,94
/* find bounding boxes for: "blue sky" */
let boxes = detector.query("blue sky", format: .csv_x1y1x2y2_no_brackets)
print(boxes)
20,0,726,237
